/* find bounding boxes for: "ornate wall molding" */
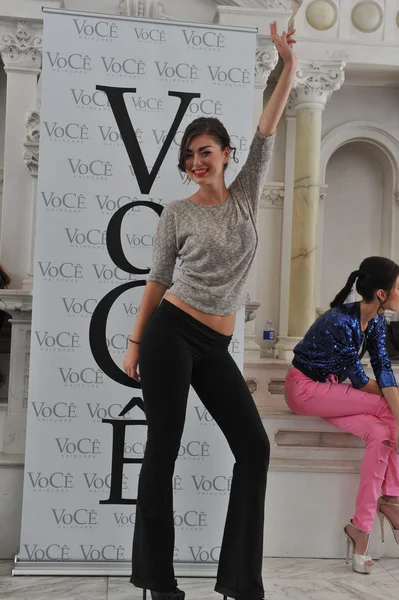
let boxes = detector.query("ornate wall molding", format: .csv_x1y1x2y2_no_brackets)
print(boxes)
23,149,39,178
212,1,292,9
213,0,303,29
291,60,345,111
0,21,42,72
395,189,399,207
23,110,40,178
119,0,166,18
245,294,261,323
24,329,31,405
255,39,278,88
261,183,285,209
285,93,296,118
25,111,40,145
0,291,33,317
320,121,399,190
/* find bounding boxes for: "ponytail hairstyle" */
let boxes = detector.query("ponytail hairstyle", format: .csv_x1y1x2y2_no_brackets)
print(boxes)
330,256,399,312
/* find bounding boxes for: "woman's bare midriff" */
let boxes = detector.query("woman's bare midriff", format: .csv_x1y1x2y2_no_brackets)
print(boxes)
164,293,236,336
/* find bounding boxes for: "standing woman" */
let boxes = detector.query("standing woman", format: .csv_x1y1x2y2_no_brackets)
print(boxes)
123,22,297,600
285,256,399,574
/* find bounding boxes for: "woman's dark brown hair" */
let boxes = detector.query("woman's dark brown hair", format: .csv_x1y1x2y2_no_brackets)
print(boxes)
0,265,11,289
330,256,399,311
178,117,238,172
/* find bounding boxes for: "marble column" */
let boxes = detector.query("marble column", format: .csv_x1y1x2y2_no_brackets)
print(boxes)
287,60,345,339
275,99,296,353
0,20,42,290
244,38,278,360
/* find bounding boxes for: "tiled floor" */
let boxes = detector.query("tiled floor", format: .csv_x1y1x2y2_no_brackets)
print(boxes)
1,558,399,599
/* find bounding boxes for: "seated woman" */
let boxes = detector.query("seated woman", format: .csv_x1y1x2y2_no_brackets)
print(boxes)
285,256,399,574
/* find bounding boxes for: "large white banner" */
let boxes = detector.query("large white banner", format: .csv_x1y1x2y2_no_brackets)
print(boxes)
16,8,256,575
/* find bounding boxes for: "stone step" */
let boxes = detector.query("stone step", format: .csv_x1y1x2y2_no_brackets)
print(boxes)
260,406,365,462
270,457,361,473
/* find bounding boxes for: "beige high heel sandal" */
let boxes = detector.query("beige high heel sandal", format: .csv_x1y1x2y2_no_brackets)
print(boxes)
344,521,373,574
377,498,399,544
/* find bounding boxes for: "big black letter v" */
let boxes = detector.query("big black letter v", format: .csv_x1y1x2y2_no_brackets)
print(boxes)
96,86,201,194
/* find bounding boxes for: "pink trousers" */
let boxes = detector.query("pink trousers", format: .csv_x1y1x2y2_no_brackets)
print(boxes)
285,366,399,532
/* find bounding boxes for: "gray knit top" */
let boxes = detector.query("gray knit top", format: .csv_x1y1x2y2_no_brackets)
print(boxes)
147,129,275,315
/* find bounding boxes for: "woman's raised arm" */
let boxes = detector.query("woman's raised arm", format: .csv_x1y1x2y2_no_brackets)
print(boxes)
258,22,297,137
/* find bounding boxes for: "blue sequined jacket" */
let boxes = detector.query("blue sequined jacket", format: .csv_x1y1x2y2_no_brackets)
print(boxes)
292,302,397,389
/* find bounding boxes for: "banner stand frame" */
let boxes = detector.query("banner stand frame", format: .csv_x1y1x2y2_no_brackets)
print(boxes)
18,8,256,577
12,555,218,577
42,7,257,35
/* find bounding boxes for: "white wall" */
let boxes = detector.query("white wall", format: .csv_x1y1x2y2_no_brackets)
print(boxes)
321,142,384,308
319,85,399,311
322,85,399,140
165,0,216,23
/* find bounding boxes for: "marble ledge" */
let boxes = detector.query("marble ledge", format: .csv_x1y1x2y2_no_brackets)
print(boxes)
245,357,290,369
0,452,24,466
270,457,361,474
245,356,399,374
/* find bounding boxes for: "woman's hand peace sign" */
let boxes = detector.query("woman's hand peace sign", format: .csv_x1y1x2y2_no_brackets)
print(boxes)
270,21,297,69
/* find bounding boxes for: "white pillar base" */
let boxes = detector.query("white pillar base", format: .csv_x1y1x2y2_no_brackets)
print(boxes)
245,299,262,361
244,333,262,361
22,274,33,292
274,336,302,361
